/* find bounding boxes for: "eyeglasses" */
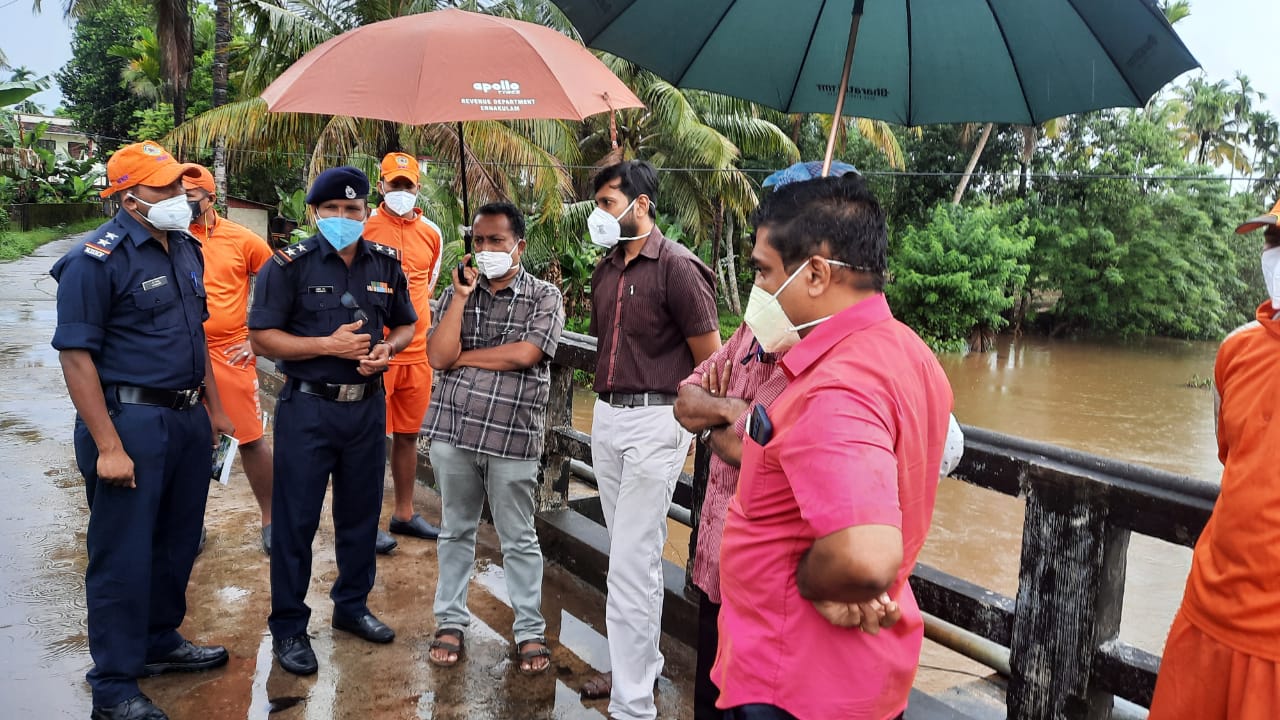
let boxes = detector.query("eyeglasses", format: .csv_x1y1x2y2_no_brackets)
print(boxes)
340,291,369,325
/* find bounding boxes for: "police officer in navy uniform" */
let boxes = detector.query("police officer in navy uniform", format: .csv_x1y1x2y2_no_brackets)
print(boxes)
249,166,417,675
51,141,236,720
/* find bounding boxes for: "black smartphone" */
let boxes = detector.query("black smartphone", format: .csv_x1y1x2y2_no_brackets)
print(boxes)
746,403,774,446
457,228,473,286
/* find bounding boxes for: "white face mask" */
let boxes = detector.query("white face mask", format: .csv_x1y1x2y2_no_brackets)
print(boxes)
587,197,650,249
475,244,519,279
1262,246,1280,310
128,192,192,232
383,190,417,216
743,258,851,352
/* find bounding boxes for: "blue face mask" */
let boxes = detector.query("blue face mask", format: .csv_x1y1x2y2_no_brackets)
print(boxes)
317,216,364,251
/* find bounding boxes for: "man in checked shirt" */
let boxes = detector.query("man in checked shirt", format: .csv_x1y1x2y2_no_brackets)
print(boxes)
423,202,564,675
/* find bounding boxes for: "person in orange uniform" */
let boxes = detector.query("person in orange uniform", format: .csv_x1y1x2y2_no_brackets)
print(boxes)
362,152,444,553
184,166,277,553
1148,200,1280,720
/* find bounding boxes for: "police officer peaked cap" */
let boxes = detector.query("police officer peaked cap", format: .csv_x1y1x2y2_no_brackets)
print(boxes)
305,166,370,205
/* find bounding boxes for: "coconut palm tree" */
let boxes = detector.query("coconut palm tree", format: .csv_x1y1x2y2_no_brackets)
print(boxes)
37,0,195,126
1170,76,1250,172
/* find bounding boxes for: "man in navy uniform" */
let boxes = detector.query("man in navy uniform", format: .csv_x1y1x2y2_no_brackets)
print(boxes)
52,140,235,720
249,166,417,676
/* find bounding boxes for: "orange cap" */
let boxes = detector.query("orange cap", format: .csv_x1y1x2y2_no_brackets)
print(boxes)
380,152,420,183
182,165,216,194
100,141,200,198
1235,198,1280,234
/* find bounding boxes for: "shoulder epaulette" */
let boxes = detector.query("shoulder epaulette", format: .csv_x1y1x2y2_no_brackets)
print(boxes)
369,241,400,261
81,227,124,262
272,241,313,267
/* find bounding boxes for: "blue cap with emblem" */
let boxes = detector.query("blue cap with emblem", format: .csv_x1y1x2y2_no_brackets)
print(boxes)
305,166,371,205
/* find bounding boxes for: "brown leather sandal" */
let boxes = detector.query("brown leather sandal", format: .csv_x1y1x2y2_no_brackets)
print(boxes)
428,628,464,667
515,637,551,675
580,671,611,698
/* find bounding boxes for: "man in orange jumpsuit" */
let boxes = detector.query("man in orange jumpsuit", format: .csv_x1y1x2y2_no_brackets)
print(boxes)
184,166,276,553
362,152,444,553
1148,199,1280,720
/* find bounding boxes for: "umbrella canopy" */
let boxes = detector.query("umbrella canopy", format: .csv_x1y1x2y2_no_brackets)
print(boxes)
261,8,644,125
550,0,1197,127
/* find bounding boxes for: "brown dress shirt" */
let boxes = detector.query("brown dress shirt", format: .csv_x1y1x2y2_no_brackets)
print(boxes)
589,226,718,395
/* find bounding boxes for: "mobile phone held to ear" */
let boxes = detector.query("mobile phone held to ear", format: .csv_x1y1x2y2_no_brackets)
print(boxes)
746,403,774,446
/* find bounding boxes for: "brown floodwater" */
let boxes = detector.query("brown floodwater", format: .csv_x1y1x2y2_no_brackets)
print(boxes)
574,332,1221,658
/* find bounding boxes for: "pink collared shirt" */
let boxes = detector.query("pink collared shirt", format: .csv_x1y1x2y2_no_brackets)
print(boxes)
679,325,790,603
712,294,953,720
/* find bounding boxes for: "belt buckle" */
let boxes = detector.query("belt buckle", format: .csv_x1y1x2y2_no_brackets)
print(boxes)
178,388,199,408
337,383,362,402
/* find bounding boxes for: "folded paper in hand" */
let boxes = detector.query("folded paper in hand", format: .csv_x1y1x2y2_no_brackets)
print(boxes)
211,433,239,486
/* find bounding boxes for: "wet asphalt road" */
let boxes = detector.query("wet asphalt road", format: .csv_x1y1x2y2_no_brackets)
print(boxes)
0,233,695,719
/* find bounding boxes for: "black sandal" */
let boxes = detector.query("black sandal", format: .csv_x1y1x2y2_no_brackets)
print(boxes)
515,637,551,676
428,628,464,667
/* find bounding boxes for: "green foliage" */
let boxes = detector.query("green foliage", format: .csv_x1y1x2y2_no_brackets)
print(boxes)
0,218,104,262
56,0,152,154
887,203,1033,346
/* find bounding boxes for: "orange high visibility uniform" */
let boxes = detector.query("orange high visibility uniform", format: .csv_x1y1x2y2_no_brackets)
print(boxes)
1150,300,1280,719
363,206,443,365
189,212,274,443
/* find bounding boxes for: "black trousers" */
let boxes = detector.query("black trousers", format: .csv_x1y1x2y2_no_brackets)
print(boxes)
76,402,211,707
268,385,387,639
695,587,722,720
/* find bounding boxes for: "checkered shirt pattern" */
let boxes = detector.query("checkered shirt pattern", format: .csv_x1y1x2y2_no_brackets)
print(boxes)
424,269,565,460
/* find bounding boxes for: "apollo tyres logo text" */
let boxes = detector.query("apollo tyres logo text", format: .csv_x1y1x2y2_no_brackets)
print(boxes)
461,79,537,113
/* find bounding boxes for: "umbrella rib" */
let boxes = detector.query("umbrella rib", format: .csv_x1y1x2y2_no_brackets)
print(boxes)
1063,0,1144,106
982,0,1036,125
671,1,740,87
784,0,830,112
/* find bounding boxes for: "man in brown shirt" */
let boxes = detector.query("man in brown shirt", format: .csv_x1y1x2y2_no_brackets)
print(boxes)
582,160,721,719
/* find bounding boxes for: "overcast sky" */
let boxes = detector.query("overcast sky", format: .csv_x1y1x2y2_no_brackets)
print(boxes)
2,0,1278,124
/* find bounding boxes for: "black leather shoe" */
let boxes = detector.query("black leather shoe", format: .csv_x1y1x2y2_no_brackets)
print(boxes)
374,529,398,554
90,694,169,720
332,612,395,643
261,525,272,555
389,513,440,540
273,633,318,675
143,640,229,675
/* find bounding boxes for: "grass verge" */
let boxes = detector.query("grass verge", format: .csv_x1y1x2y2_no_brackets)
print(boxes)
0,218,106,262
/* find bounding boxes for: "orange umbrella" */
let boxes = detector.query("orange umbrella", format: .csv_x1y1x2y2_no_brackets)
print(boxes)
261,8,645,278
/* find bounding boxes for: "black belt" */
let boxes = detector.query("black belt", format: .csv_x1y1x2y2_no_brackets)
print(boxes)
113,384,204,410
599,391,677,408
293,377,382,403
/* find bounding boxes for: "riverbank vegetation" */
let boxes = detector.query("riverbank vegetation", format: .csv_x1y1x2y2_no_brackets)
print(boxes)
27,0,1276,347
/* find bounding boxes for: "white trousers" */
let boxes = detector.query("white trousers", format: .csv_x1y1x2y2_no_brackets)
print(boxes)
591,400,692,720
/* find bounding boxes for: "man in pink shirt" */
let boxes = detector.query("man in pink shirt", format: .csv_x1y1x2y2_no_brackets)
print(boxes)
675,326,790,719
713,174,953,720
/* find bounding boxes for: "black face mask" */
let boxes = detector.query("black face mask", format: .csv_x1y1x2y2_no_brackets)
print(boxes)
188,200,204,221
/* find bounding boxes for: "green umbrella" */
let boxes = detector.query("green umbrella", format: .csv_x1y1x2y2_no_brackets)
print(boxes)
551,0,1198,174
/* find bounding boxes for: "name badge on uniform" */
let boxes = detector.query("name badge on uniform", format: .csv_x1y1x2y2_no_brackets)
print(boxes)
307,286,334,294
141,276,169,291
367,280,392,294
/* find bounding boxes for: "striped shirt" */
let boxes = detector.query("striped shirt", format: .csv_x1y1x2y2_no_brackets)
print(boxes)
424,268,565,459
680,325,790,603
590,226,719,394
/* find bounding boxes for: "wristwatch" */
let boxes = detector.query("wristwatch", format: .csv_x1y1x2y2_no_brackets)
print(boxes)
699,428,713,443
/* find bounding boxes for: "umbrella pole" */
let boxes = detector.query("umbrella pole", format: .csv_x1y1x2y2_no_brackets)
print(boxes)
457,121,473,284
821,0,866,177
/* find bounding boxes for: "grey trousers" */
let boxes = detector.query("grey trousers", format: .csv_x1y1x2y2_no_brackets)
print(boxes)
430,440,546,643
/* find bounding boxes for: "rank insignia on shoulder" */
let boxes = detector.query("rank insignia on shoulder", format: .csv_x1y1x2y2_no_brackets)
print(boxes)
272,242,311,266
82,231,120,261
369,242,399,260
367,280,393,294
